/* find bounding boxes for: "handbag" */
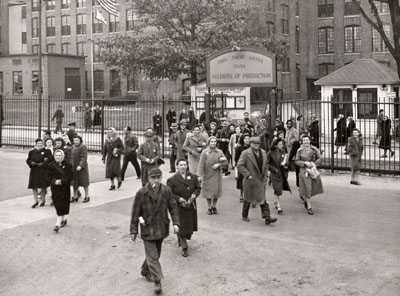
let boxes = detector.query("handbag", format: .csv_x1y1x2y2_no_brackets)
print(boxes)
157,158,165,166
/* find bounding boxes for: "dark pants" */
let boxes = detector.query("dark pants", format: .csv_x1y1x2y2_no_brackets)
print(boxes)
121,154,141,180
178,235,188,249
55,121,63,133
170,150,176,172
295,165,300,187
141,239,164,282
242,200,271,218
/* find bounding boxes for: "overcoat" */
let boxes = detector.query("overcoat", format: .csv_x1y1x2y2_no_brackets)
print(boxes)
27,148,52,189
234,144,250,190
295,146,324,198
153,115,163,136
197,147,228,199
348,136,363,171
267,149,291,196
379,118,392,149
137,141,161,186
229,133,241,166
175,129,189,160
84,108,92,129
47,160,73,216
376,113,384,137
237,148,268,205
347,120,356,139
71,143,90,187
188,110,197,130
167,172,201,238
309,120,320,148
102,137,124,178
334,117,347,146
182,135,207,174
130,183,180,241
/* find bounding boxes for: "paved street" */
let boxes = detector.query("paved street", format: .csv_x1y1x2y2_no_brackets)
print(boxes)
0,150,399,295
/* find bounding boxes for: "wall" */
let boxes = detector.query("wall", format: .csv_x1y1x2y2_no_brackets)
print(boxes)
8,4,23,54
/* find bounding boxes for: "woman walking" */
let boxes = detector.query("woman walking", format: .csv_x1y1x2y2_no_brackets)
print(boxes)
295,135,323,215
102,127,124,190
379,116,395,158
167,159,201,257
347,128,363,185
197,136,228,215
183,125,207,174
47,150,73,232
234,134,250,202
71,136,90,203
267,138,291,215
27,138,52,208
229,126,242,169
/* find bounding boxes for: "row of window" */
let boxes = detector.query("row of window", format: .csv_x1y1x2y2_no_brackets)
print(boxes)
318,0,389,18
265,0,299,16
32,0,87,11
318,25,391,54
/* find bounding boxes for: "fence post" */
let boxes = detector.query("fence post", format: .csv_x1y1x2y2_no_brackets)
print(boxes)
0,95,3,148
161,95,165,158
270,89,277,135
330,100,335,173
47,97,51,131
101,98,104,150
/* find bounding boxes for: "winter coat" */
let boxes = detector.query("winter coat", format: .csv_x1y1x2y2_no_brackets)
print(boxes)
188,110,197,130
130,183,180,240
295,146,323,198
182,135,207,174
197,147,228,199
334,117,347,146
234,144,250,190
102,137,123,178
309,120,320,149
47,160,73,216
229,133,241,165
267,149,291,196
167,172,201,238
347,136,363,171
153,115,163,136
27,148,52,189
71,143,90,187
123,133,139,156
137,141,161,186
175,129,189,160
237,148,268,205
379,118,392,149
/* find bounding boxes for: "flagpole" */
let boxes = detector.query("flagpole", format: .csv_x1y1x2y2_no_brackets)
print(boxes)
90,3,95,111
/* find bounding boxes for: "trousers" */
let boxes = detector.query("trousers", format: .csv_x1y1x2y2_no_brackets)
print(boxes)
242,200,271,218
121,154,141,180
141,239,164,282
170,150,176,172
54,121,63,133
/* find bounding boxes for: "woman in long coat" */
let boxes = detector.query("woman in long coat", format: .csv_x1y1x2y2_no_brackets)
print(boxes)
234,134,250,202
379,116,395,158
347,128,363,185
183,125,207,174
295,135,323,215
167,159,201,257
102,127,124,190
267,138,291,215
27,138,52,208
229,126,242,169
47,149,73,232
71,136,90,203
334,114,347,153
152,111,163,136
197,136,228,215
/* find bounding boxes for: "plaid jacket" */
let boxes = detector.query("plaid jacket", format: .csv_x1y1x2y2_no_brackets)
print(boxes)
130,183,180,240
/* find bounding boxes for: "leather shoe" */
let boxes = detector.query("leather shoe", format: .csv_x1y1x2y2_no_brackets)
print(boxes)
182,248,188,257
53,226,59,233
307,208,314,215
82,197,90,203
154,281,162,294
31,202,39,208
242,217,250,222
141,270,154,282
265,217,277,225
61,220,67,228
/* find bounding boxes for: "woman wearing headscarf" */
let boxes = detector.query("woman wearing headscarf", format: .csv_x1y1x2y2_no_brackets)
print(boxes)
102,127,124,190
347,128,363,185
182,125,207,174
27,138,52,208
47,149,73,232
197,136,228,215
234,133,250,202
71,136,90,203
167,158,201,257
379,116,395,158
267,138,291,215
295,135,323,215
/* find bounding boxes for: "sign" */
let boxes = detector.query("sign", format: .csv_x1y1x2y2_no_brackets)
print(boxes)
206,47,276,87
386,91,396,98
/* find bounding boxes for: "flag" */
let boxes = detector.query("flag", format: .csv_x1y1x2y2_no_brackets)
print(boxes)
95,8,108,25
97,0,119,17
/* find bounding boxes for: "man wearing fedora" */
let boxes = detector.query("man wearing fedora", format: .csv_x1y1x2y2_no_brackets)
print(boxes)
216,120,232,176
138,131,161,187
168,123,179,173
130,168,180,295
176,119,189,160
237,136,278,225
66,122,78,145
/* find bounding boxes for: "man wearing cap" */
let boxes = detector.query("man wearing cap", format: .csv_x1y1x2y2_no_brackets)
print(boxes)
216,121,231,175
175,119,189,160
130,168,180,295
51,105,64,133
237,136,278,225
66,122,78,145
168,123,179,173
121,126,141,181
285,119,299,154
138,131,161,187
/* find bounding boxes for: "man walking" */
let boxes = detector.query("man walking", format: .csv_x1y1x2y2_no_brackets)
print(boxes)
130,168,180,295
216,121,231,175
237,137,277,225
285,119,299,155
373,109,384,145
138,131,161,187
168,123,178,173
121,126,141,181
52,105,64,133
176,119,189,160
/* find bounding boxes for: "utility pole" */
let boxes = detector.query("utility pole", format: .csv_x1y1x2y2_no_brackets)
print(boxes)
37,0,43,137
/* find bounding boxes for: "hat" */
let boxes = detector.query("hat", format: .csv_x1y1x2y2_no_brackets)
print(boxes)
144,131,154,138
180,119,188,124
43,129,51,134
210,121,217,126
249,137,262,144
148,168,162,177
170,123,178,129
68,122,76,127
219,117,227,122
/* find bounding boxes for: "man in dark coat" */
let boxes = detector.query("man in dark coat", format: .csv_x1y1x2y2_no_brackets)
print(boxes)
121,126,141,181
138,131,161,187
166,108,177,135
216,121,231,175
334,114,347,153
130,168,180,295
52,105,65,133
309,116,320,149
168,123,179,173
66,122,78,145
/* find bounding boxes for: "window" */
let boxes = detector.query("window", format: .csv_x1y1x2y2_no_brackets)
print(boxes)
296,64,300,91
32,44,39,54
344,0,359,16
318,63,335,77
32,71,40,94
32,18,39,38
109,15,120,33
281,58,290,72
61,15,71,36
62,0,71,9
77,42,87,62
46,16,56,37
93,17,103,34
62,43,70,54
93,70,104,91
77,0,86,8
295,0,299,16
127,72,138,92
333,89,353,117
110,70,121,96
345,25,361,53
374,0,389,13
126,10,135,31
372,25,391,52
266,21,275,37
357,88,377,119
93,43,101,63
77,14,87,35
295,26,300,53
281,4,289,34
22,6,26,18
32,0,40,12
46,0,55,10
266,0,275,12
318,27,334,54
22,32,27,44
13,71,23,94
47,43,55,53
318,0,334,17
